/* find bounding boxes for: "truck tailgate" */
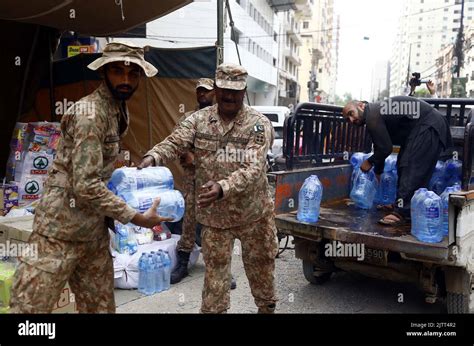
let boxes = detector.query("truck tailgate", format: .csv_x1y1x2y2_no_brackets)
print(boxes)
275,199,450,261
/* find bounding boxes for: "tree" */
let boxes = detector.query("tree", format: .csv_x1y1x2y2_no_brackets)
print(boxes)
414,89,430,97
376,89,389,102
334,94,345,106
342,93,353,104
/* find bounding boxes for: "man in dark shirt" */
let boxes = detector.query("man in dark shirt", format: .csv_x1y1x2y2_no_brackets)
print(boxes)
342,96,452,225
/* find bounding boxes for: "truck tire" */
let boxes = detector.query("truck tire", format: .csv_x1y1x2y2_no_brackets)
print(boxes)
302,260,332,285
446,292,471,313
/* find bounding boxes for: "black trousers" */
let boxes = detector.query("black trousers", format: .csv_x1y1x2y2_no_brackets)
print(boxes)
395,126,444,217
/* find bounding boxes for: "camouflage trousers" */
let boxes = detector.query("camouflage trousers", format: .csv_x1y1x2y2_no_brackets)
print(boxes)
176,177,196,253
10,231,115,313
200,214,278,313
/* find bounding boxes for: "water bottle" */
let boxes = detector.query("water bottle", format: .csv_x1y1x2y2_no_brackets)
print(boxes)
350,152,367,168
429,161,446,195
350,169,377,209
415,191,443,243
108,167,174,195
446,176,462,189
297,175,323,223
119,189,185,222
440,185,461,236
373,154,398,206
138,253,147,294
374,178,384,205
152,252,164,293
385,154,398,173
411,188,428,239
410,191,419,238
350,153,371,190
115,225,128,254
445,159,462,180
381,170,397,205
144,255,155,295
161,251,172,291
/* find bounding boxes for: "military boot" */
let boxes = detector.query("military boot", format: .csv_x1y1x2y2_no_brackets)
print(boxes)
258,303,276,314
170,250,191,284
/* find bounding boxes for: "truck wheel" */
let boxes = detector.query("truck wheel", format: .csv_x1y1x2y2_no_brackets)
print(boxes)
302,260,332,285
446,292,472,313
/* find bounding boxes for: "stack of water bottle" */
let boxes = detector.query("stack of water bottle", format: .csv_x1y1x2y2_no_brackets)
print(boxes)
350,152,377,209
296,175,323,223
349,152,399,210
411,160,462,243
428,159,462,195
138,250,172,296
374,154,398,206
108,167,185,254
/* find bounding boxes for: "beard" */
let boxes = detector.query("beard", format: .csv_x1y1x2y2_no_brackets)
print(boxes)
105,75,137,101
199,100,213,109
356,108,366,126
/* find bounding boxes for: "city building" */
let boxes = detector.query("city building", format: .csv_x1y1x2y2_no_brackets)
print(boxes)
370,60,390,101
297,0,338,104
110,0,279,105
433,17,474,98
389,0,474,96
274,5,303,106
461,20,474,97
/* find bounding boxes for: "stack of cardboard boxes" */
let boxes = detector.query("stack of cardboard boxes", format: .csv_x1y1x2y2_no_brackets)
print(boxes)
3,122,60,211
0,216,77,313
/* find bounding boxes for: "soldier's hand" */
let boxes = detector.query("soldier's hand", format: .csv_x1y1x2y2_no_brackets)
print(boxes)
179,152,195,168
137,155,155,170
197,181,223,209
131,198,173,228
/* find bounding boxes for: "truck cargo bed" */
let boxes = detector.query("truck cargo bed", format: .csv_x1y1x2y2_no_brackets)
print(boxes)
275,199,450,261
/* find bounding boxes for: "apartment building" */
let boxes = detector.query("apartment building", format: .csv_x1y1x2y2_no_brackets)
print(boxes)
390,0,474,96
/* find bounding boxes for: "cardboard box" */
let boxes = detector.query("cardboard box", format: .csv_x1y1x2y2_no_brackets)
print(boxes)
0,216,77,313
0,184,19,213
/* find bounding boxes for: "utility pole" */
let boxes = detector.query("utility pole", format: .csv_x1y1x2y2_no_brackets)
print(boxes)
217,0,224,65
454,0,465,77
406,42,412,87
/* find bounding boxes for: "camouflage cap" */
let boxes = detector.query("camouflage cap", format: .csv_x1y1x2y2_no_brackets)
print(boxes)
196,78,214,91
215,63,248,90
88,42,158,77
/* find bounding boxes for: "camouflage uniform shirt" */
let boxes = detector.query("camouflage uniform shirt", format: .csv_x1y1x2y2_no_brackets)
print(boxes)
34,83,137,241
146,104,275,229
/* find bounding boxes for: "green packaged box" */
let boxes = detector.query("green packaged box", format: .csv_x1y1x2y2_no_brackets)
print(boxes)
0,261,16,308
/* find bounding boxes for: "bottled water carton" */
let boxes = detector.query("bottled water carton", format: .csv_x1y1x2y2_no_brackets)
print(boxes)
119,189,185,222
108,166,174,195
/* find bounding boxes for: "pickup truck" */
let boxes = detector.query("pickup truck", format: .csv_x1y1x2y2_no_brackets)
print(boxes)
269,99,474,313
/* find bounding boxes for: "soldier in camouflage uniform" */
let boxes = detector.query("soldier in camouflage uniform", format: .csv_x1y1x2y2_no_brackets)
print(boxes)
10,43,170,313
139,63,278,313
171,78,214,284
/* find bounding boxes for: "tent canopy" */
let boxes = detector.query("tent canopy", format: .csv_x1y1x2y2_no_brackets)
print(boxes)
0,0,191,35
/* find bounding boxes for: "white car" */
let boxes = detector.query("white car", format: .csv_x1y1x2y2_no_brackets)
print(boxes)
251,106,291,159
